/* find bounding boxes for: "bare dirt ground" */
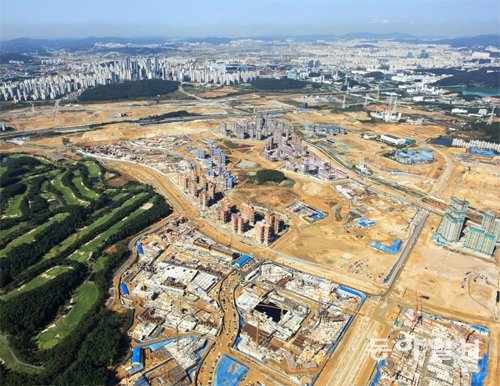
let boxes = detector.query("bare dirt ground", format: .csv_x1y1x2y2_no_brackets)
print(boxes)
214,133,418,285
197,87,236,98
392,214,498,321
1,99,225,132
441,158,500,211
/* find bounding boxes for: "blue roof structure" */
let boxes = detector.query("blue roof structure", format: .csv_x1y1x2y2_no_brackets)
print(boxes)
132,347,142,364
359,219,376,227
214,355,249,386
418,152,434,160
120,283,129,296
234,254,253,268
370,239,403,254
471,148,498,156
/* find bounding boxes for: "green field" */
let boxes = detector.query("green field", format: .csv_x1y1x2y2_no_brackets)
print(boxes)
0,334,43,374
3,191,26,217
42,193,148,261
37,281,99,349
0,212,69,258
1,266,71,301
84,161,101,179
0,221,28,241
52,174,88,206
73,171,99,200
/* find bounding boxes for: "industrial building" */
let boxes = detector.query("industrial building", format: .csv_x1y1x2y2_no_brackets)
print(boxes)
379,134,407,146
391,148,435,165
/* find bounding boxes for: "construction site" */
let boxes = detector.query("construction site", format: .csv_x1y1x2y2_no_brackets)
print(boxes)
1,89,499,386
234,263,365,385
371,308,490,386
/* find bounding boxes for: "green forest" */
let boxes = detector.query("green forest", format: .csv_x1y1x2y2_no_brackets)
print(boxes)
254,169,286,184
78,79,179,101
0,154,171,385
433,67,500,88
251,78,307,91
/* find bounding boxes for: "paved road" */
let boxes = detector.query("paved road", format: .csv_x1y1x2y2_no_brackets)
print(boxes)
382,210,429,289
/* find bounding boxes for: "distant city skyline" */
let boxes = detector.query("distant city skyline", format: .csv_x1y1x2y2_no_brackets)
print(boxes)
1,0,499,40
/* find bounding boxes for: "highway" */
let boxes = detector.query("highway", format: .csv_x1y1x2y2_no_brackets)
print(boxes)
0,111,284,142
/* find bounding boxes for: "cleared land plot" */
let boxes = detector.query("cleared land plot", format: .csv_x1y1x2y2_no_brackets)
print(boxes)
392,213,498,320
1,266,71,301
37,281,99,349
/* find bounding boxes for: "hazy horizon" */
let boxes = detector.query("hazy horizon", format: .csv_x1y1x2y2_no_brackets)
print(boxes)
1,0,499,40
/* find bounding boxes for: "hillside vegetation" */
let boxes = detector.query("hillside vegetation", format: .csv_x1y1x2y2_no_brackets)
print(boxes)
78,79,179,101
0,154,171,385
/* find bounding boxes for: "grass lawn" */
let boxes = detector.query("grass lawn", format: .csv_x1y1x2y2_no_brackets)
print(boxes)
69,202,150,262
93,254,110,274
0,334,43,374
37,281,99,350
111,192,130,202
84,161,101,179
52,174,88,206
0,212,70,258
1,266,71,301
43,193,148,261
72,170,99,200
0,221,29,241
104,171,117,181
3,191,27,217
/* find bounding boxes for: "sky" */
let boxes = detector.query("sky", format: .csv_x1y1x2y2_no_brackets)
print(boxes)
1,0,499,40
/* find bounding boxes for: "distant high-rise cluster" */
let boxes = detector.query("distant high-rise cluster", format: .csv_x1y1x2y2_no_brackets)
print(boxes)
262,132,306,162
436,197,499,257
220,114,290,141
0,57,258,101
